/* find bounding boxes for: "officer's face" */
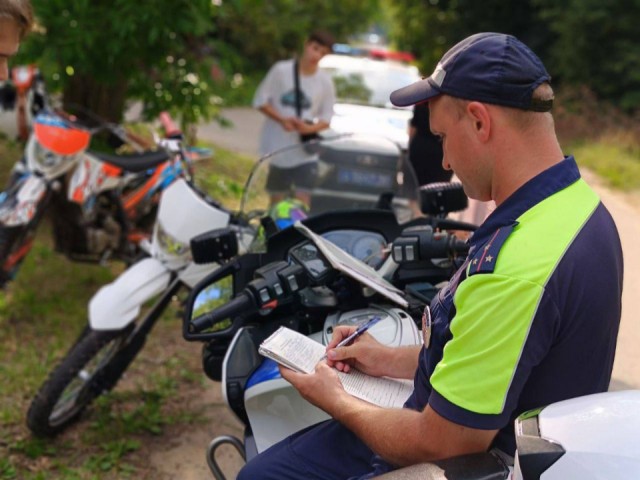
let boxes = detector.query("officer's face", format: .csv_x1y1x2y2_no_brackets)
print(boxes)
429,95,491,201
0,17,21,82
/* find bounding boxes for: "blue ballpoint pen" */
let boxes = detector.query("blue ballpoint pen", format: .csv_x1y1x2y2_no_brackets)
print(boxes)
321,316,382,361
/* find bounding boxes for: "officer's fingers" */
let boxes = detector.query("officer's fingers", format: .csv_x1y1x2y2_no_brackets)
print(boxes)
327,326,357,349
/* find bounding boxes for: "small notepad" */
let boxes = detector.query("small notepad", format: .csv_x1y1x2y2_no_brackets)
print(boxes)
259,326,413,408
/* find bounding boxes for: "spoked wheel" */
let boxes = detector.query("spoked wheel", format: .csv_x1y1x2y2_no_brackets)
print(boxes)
27,325,134,437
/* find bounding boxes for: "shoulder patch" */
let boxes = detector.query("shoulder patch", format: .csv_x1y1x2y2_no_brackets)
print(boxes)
468,223,518,275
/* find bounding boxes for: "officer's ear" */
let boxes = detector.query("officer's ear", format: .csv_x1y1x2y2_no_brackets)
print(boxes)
466,102,491,143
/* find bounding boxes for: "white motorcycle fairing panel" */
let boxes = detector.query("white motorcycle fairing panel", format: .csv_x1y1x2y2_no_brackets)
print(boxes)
151,178,230,264
535,390,640,479
89,257,172,331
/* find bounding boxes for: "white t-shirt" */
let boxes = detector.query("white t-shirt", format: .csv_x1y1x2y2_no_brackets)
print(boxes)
253,59,335,159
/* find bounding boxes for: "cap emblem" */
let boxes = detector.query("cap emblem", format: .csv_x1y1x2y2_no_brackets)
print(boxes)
432,64,446,87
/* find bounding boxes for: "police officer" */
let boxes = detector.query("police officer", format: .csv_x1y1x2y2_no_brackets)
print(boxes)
238,32,624,480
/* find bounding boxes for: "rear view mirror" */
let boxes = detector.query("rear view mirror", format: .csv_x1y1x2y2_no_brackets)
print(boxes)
183,261,238,342
190,227,238,264
420,182,468,217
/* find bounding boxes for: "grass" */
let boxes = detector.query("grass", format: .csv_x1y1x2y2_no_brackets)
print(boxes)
567,134,640,191
0,132,252,479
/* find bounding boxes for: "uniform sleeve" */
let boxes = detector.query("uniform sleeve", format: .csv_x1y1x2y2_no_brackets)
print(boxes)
429,272,557,428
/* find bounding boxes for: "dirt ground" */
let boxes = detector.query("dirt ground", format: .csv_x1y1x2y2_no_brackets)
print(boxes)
136,336,246,480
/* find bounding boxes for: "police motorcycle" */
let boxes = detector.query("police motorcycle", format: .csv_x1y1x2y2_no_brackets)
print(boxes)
189,231,640,480
26,115,251,437
181,148,474,477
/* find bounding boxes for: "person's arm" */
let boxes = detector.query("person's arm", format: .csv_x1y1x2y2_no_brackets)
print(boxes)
326,326,420,380
258,104,297,132
279,363,497,466
294,118,330,135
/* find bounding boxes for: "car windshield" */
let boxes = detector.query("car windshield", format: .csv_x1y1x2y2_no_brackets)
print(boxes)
320,56,421,108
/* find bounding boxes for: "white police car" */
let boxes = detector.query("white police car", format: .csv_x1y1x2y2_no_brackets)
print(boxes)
319,52,421,150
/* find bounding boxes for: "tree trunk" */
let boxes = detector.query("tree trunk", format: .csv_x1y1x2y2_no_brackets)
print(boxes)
62,74,128,124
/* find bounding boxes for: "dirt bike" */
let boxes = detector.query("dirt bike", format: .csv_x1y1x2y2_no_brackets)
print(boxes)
24,113,240,436
0,107,191,288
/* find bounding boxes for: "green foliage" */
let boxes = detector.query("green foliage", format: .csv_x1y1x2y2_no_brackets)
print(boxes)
209,0,382,73
0,458,17,479
386,0,640,111
570,139,640,191
193,141,255,211
534,0,640,111
17,0,218,124
82,439,139,475
14,1,383,120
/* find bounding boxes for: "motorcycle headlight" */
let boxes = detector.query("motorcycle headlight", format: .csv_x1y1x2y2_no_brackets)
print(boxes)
155,221,190,259
33,141,68,170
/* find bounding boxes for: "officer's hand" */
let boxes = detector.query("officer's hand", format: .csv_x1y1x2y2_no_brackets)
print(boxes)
326,326,392,377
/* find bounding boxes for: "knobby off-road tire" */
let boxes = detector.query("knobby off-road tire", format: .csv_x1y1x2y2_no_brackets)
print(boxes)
0,224,37,287
27,325,134,437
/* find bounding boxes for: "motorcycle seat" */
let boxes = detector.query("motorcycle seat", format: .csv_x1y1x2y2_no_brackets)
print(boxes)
89,149,172,173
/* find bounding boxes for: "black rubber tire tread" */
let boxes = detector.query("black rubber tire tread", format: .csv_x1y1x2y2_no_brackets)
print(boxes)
0,224,35,287
26,326,132,437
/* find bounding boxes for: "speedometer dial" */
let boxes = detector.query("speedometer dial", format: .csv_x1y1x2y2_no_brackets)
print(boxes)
351,234,386,265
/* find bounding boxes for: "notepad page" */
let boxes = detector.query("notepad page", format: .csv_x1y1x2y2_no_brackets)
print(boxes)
259,326,414,408
337,371,413,408
259,327,325,374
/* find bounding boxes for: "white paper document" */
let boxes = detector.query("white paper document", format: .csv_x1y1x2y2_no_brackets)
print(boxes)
259,326,413,408
294,221,408,308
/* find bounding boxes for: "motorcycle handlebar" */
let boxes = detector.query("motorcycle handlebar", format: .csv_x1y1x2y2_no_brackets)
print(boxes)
190,291,256,333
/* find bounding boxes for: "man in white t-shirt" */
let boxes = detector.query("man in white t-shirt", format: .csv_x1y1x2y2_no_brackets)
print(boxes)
253,30,336,203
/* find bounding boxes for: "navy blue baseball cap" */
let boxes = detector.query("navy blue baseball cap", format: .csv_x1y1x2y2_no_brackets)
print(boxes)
390,33,553,112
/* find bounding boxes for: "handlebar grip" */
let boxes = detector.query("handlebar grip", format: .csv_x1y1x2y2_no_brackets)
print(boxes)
190,292,255,332
159,111,182,138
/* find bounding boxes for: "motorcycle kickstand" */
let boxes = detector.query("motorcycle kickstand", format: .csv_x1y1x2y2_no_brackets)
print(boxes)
206,435,246,480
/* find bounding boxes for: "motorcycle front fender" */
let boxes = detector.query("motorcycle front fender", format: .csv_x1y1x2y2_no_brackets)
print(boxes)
89,257,172,331
0,173,48,226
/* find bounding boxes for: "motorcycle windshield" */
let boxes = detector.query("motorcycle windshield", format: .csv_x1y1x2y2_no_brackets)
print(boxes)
240,134,420,249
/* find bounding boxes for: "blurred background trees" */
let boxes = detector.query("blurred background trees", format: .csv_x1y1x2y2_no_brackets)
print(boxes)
13,0,640,126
